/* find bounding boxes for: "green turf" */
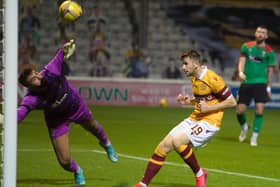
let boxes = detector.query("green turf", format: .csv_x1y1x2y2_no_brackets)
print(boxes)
9,106,280,186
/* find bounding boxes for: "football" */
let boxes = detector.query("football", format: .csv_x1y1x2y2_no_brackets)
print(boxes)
159,98,169,107
59,0,83,22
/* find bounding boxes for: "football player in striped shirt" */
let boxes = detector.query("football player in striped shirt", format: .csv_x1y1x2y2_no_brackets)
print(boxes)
134,50,236,187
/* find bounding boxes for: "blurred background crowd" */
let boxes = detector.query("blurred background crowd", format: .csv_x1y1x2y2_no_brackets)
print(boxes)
5,0,280,82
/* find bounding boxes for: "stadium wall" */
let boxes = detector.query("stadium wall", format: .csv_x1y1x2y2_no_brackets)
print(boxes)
18,77,280,108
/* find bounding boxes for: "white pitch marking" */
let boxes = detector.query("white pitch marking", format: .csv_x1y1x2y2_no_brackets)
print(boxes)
18,148,280,183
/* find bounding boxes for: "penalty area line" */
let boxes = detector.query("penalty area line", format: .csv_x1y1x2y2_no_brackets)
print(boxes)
19,148,280,183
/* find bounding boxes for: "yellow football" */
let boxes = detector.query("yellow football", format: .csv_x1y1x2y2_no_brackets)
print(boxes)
159,98,169,107
59,0,82,22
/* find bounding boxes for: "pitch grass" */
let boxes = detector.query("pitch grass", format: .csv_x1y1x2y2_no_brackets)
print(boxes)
4,106,280,186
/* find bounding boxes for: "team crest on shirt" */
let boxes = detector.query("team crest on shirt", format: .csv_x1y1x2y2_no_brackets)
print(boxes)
51,93,68,108
199,83,207,90
249,55,263,63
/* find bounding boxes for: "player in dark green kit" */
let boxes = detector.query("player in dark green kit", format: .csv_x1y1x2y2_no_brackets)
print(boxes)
236,26,275,146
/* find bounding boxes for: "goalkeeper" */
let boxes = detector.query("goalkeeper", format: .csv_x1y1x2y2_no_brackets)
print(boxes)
17,40,118,185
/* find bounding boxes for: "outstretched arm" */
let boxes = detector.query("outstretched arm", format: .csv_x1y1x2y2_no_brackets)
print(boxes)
17,95,40,124
44,39,76,75
0,109,28,124
17,105,31,123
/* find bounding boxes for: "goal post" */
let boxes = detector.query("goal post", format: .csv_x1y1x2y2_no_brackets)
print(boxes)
2,0,18,187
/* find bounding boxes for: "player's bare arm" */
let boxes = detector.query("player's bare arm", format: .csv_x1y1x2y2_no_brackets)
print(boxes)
177,93,196,105
267,66,274,98
238,56,246,81
198,95,236,113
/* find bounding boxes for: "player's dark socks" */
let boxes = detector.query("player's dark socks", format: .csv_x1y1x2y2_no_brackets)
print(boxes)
237,113,247,127
61,159,79,173
141,146,166,185
253,114,263,133
93,122,110,145
176,144,200,174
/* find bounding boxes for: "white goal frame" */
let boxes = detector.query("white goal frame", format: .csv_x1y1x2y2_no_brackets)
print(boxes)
2,0,18,187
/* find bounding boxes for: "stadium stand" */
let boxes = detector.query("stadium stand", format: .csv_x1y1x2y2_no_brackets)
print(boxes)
164,0,280,78
19,0,279,81
20,0,192,78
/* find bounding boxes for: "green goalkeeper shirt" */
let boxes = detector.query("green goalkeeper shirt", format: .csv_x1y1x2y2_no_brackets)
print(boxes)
240,41,275,84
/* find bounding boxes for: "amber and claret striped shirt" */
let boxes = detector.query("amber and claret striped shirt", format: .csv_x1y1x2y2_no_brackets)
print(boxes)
189,67,232,128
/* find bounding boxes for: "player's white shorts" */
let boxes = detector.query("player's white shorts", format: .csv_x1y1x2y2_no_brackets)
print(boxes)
169,118,219,148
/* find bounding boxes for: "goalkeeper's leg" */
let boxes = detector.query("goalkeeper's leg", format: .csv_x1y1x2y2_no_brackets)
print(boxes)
50,131,86,185
80,117,118,163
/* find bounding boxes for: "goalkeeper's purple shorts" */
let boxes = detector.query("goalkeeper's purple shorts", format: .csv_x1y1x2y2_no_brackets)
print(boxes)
45,100,92,139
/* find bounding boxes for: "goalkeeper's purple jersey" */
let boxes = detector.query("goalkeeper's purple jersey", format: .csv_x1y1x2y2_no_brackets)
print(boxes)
17,49,81,123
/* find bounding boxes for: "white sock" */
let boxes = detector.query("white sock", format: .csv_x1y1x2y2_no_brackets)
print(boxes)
140,182,148,187
251,132,258,140
195,169,203,177
242,123,248,131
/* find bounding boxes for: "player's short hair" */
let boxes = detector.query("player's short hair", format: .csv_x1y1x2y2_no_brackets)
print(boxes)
257,25,267,30
181,50,201,63
18,68,33,87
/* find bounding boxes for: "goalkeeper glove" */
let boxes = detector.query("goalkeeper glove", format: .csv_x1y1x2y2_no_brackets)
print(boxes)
0,113,3,124
63,39,76,60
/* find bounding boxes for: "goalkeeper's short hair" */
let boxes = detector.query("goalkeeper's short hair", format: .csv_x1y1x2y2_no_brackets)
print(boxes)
18,68,34,87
